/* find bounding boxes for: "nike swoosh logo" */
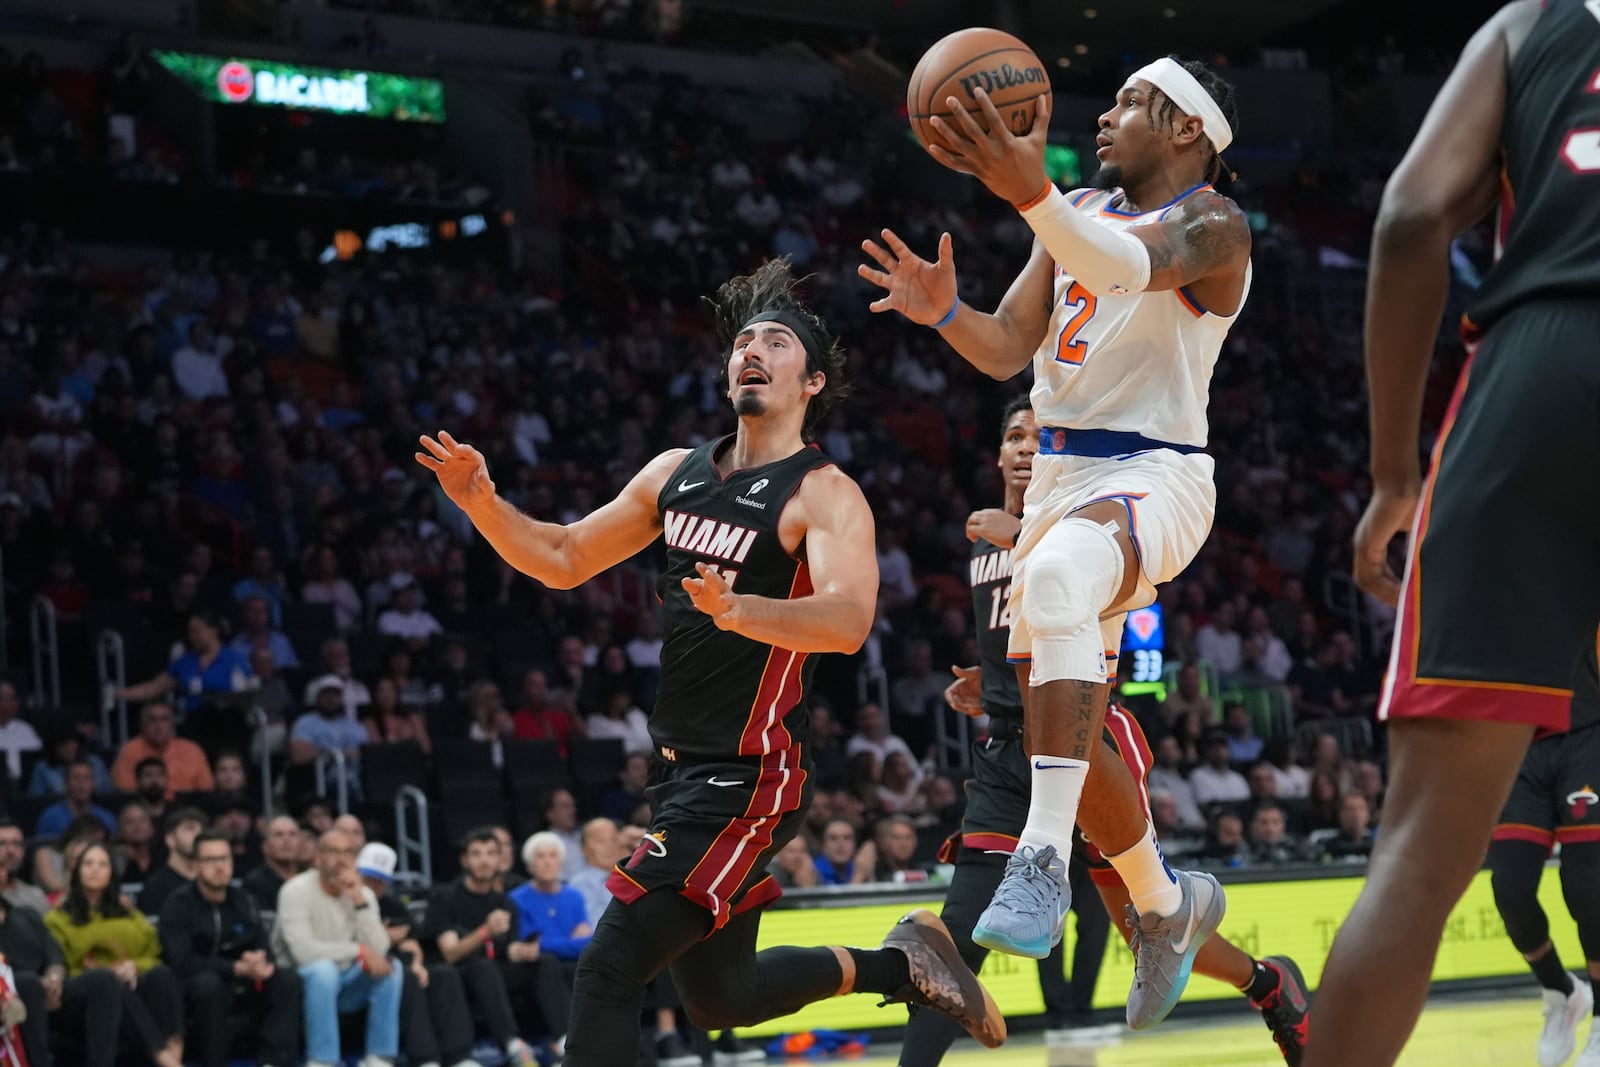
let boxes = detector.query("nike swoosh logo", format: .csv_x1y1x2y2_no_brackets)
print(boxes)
1032,760,1079,771
678,480,706,492
706,777,745,787
1170,906,1200,955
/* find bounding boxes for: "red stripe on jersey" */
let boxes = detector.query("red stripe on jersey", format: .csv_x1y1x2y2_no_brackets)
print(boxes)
680,747,807,929
736,563,812,755
1105,703,1154,824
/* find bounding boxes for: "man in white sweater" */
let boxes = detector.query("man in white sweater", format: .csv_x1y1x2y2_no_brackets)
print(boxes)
272,828,403,1067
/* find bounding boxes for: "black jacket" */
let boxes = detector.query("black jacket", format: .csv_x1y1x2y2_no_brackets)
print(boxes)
157,881,270,980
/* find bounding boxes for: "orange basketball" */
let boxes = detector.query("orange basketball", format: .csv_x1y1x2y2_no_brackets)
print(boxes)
907,28,1049,155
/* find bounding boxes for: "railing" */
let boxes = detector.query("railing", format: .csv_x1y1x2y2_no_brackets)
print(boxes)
0,546,9,672
249,706,274,818
97,631,129,748
393,784,432,889
855,664,889,713
933,705,971,774
29,598,59,709
313,748,349,814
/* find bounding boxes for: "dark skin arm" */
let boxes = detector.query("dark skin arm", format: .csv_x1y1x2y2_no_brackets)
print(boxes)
1352,0,1538,605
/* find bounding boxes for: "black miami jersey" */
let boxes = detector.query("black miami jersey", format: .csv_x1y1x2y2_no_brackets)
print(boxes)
650,436,834,758
969,536,1024,720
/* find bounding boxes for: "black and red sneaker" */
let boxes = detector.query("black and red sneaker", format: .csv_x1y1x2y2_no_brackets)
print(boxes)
1251,955,1310,1065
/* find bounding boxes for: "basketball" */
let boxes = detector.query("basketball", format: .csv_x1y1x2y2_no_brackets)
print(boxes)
907,28,1049,154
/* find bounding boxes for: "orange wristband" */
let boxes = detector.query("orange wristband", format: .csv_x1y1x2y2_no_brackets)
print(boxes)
1014,184,1054,212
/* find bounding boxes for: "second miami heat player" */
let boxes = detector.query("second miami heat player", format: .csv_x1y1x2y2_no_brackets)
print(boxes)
863,54,1248,1028
416,258,1004,1066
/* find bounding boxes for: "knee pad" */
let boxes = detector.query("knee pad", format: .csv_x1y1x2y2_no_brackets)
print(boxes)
1489,839,1551,953
1022,517,1124,685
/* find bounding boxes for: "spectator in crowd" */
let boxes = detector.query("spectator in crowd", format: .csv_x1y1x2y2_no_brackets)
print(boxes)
136,807,208,914
1244,607,1294,682
540,788,585,881
1288,639,1353,721
246,648,295,758
212,750,248,795
1307,732,1354,793
1195,602,1243,675
598,754,649,824
1261,736,1310,798
1147,789,1204,863
889,640,945,758
0,680,40,780
567,818,622,927
0,820,51,916
466,680,515,748
870,814,930,883
844,703,912,767
812,818,874,886
511,669,581,751
138,761,173,825
212,796,260,868
1307,771,1343,832
376,577,442,645
0,887,113,1067
1188,731,1251,810
33,817,110,902
300,547,363,633
29,725,113,798
117,611,253,715
1157,663,1214,727
358,842,512,1067
877,751,926,816
363,676,431,753
1350,758,1385,821
808,701,847,787
290,677,367,802
1147,735,1205,831
230,595,300,670
421,829,540,1066
490,826,520,892
36,760,116,839
242,814,303,913
1197,810,1249,870
304,639,373,720
115,802,158,883
1221,703,1264,764
230,546,287,628
510,832,592,960
1322,793,1376,862
46,843,184,1067
1247,802,1302,865
584,690,652,757
271,828,402,1067
158,830,301,1067
767,834,819,889
112,703,214,796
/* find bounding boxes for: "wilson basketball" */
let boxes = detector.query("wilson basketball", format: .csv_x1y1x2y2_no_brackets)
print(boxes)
907,28,1049,154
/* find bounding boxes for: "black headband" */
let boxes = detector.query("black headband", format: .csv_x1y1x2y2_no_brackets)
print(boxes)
738,308,821,372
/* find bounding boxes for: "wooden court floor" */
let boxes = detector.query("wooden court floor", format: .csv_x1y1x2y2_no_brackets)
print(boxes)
866,990,1568,1066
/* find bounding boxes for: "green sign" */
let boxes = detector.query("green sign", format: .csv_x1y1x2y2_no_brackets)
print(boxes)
153,51,445,123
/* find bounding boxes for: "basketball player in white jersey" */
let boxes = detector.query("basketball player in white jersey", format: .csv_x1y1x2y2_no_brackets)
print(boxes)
862,56,1253,1030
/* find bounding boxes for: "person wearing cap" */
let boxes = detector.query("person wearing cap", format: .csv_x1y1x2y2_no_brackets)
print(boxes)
289,676,368,803
158,829,301,1067
420,828,541,1063
272,827,402,1067
111,702,215,797
357,842,513,1067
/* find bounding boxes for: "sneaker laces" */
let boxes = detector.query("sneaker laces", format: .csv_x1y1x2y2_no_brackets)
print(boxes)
994,845,1062,915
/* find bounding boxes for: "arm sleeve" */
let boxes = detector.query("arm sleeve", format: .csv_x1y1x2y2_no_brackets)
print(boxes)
1018,186,1152,298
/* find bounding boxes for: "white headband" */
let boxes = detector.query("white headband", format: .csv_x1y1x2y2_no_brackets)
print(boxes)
1130,57,1232,155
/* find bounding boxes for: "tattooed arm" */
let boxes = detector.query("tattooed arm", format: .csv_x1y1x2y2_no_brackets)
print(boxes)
1131,190,1253,293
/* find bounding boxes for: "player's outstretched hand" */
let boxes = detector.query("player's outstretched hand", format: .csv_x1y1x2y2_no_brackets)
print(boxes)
1353,484,1419,607
966,508,1022,548
859,228,958,326
682,562,740,630
945,665,984,718
928,88,1052,207
416,431,497,514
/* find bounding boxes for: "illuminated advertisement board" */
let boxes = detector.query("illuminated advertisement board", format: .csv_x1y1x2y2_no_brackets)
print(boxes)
152,51,445,123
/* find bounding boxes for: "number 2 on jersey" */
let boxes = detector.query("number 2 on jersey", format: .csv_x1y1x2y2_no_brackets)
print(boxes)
1052,281,1099,366
1564,68,1600,173
988,583,1013,630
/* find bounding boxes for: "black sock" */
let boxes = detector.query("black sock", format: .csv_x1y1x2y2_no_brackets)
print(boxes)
1590,974,1599,1016
846,947,913,995
1241,960,1279,1003
1529,949,1575,995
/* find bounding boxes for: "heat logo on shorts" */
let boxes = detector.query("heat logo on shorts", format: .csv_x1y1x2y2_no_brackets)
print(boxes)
1568,786,1598,820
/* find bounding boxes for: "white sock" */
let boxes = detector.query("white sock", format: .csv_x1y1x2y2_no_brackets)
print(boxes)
1106,820,1183,917
1018,754,1089,856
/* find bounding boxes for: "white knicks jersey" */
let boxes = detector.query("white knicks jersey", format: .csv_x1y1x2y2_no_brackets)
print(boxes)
1029,184,1252,448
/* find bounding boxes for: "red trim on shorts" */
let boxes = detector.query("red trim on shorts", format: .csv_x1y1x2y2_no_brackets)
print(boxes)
937,833,960,865
1556,825,1600,844
606,865,650,904
1105,704,1154,824
1381,354,1573,735
679,747,808,929
1492,823,1556,848
729,875,783,916
736,568,811,754
961,831,1021,854
1089,866,1126,888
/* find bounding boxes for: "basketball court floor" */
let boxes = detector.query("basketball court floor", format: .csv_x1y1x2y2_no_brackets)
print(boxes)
866,990,1565,1066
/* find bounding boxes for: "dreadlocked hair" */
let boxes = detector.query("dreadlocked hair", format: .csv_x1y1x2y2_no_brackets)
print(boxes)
705,256,851,441
1150,57,1239,186
998,393,1033,442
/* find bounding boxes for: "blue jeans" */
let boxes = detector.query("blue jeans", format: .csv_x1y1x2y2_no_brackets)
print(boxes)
299,958,403,1063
